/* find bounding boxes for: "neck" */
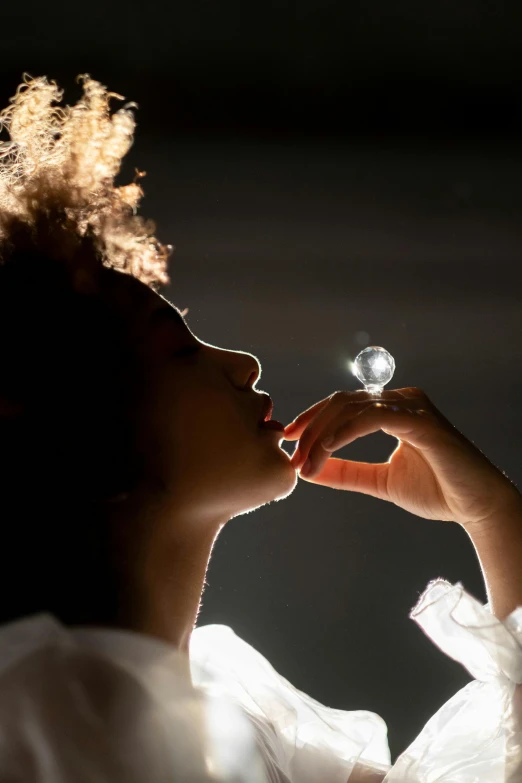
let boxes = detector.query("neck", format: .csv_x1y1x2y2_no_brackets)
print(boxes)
133,516,224,654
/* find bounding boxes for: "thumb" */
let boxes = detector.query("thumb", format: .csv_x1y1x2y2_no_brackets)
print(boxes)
299,457,389,500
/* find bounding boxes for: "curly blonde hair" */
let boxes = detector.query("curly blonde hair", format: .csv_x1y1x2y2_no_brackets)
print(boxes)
0,72,172,288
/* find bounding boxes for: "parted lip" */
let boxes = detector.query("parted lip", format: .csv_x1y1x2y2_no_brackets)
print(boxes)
258,394,274,425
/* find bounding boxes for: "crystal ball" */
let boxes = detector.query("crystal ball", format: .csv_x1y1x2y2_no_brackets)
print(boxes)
353,346,395,393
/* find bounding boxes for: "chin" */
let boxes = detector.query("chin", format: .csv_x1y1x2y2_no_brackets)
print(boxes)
272,458,299,500
258,456,298,506
232,457,298,518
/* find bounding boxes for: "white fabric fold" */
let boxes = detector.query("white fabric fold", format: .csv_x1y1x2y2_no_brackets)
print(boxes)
385,579,522,782
0,614,266,782
0,579,519,782
410,579,522,683
190,624,390,782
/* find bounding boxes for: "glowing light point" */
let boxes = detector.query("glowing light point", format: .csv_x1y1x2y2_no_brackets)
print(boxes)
353,346,395,394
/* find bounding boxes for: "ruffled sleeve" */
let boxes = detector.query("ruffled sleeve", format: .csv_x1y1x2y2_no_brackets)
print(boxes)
384,578,522,782
191,579,522,783
190,625,391,783
0,613,268,783
0,579,521,783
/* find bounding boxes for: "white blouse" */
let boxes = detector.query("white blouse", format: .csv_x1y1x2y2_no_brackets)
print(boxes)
0,578,520,782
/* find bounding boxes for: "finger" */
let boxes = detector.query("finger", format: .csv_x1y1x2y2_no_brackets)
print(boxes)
300,402,434,478
299,457,390,500
293,396,426,471
394,387,434,403
288,391,388,467
289,395,350,466
284,388,422,441
283,396,335,441
330,403,435,451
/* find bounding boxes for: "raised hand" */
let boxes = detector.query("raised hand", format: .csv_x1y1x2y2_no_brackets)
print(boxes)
284,388,520,528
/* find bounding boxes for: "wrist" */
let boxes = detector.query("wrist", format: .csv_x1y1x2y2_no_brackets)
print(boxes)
460,484,522,538
460,485,522,620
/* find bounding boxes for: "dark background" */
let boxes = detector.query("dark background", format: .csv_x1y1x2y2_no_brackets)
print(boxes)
2,1,521,762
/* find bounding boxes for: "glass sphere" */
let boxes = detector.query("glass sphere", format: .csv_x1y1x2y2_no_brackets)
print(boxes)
353,346,395,393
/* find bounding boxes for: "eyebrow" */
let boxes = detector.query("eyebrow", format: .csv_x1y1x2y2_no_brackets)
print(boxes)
149,305,188,330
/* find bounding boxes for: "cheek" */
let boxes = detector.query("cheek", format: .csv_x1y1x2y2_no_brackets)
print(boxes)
148,368,268,481
167,384,241,452
169,386,261,474
179,397,248,452
154,381,296,506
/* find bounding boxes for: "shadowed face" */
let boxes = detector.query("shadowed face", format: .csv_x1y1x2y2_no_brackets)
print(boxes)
102,269,298,529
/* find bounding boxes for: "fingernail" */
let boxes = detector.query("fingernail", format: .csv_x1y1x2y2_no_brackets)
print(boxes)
300,458,311,476
322,435,335,449
284,421,297,433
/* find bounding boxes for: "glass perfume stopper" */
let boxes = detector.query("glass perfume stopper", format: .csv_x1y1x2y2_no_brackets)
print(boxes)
353,346,395,394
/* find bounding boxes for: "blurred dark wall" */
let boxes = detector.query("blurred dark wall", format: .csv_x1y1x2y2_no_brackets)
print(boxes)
2,1,522,136
1,1,521,760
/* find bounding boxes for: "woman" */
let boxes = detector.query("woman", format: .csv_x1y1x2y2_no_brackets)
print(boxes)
0,73,520,782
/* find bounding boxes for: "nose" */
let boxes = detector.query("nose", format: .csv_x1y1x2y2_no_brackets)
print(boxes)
222,347,261,390
240,351,262,389
201,338,262,390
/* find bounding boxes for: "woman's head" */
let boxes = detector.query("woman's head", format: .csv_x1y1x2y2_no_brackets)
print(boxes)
0,74,296,628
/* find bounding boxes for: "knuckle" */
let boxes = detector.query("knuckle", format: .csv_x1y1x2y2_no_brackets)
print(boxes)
333,389,369,405
410,387,429,401
400,387,432,406
331,390,348,401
